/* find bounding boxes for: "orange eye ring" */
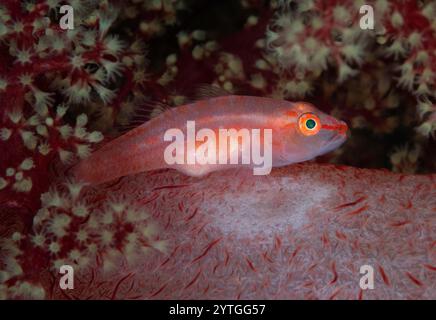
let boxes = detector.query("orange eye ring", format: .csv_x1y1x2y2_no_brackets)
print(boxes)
298,113,321,136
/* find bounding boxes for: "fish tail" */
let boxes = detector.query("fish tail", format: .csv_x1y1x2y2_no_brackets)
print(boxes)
72,127,160,185
72,149,127,185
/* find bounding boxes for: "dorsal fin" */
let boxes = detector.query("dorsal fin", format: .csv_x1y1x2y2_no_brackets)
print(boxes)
194,84,233,100
148,101,173,118
116,100,174,133
117,85,233,133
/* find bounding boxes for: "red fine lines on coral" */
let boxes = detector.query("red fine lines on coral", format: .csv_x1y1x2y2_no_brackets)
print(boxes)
185,207,199,221
334,196,367,210
224,250,230,266
378,265,391,286
288,246,301,265
329,287,341,300
344,204,369,217
184,269,202,290
139,192,159,206
149,283,168,298
274,236,282,250
160,245,180,267
423,264,436,271
245,257,257,273
307,264,318,272
262,252,273,264
59,289,75,300
194,222,209,235
334,196,369,220
164,215,172,230
111,273,134,300
406,272,423,287
335,230,347,240
88,269,96,287
329,262,338,284
152,184,190,191
402,199,413,209
191,238,222,263
390,220,411,227
321,232,329,246
212,263,220,274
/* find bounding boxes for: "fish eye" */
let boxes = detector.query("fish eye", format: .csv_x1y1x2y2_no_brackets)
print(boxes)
298,113,321,136
306,119,316,129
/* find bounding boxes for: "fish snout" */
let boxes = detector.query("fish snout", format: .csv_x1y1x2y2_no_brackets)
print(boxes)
337,120,348,136
325,119,348,147
321,118,348,137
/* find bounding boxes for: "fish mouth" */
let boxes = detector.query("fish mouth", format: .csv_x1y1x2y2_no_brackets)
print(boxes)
324,119,348,143
326,130,346,142
323,133,347,154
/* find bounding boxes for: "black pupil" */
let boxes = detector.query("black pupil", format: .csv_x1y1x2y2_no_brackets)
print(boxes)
306,119,316,129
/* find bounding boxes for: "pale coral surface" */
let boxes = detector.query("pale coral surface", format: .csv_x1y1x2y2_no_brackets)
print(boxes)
2,164,434,299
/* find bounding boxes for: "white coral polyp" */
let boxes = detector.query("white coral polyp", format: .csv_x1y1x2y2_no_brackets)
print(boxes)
267,2,367,87
31,182,166,272
49,214,72,238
